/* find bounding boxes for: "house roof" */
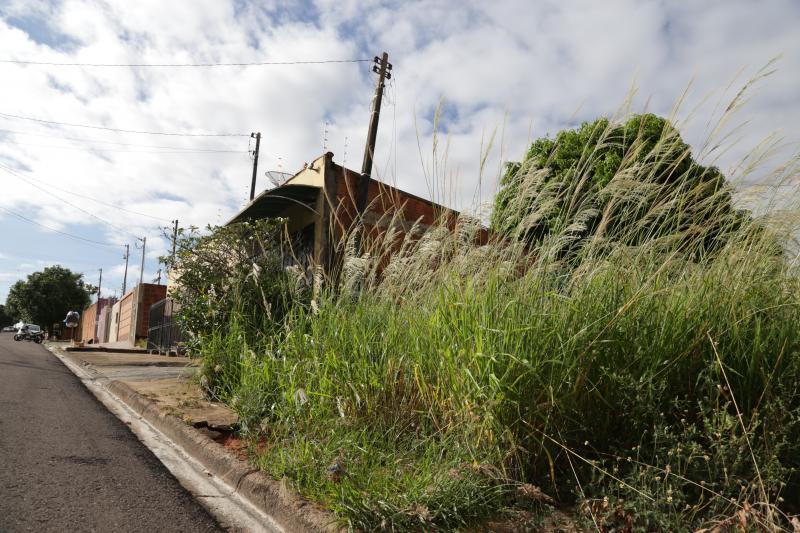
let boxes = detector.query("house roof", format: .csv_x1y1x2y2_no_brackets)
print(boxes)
226,154,327,225
226,152,461,226
227,183,320,225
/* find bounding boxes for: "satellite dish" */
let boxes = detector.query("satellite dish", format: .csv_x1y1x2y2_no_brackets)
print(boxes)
265,170,292,188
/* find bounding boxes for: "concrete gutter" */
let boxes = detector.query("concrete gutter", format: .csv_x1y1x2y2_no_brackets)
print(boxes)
65,345,148,354
48,344,341,533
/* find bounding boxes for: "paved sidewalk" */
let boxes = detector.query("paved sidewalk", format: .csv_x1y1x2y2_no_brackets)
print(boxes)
53,342,238,431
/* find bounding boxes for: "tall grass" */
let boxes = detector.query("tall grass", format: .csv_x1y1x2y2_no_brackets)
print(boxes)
192,84,800,530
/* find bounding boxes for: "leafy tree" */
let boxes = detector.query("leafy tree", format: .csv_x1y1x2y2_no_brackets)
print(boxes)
0,304,13,327
162,219,306,344
4,266,92,331
492,114,748,257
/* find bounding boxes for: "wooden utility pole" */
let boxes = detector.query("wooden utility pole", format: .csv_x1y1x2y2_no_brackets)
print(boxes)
171,219,178,263
122,244,129,295
94,268,102,343
249,132,261,201
355,52,391,253
138,236,146,286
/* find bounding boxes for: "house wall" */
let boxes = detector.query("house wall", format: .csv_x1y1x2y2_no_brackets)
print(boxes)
323,158,466,263
79,299,114,344
95,298,114,342
117,291,135,343
116,284,166,344
135,284,167,339
79,302,96,343
108,300,121,343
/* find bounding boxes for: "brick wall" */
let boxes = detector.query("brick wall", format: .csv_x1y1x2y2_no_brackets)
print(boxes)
325,164,489,264
135,284,167,339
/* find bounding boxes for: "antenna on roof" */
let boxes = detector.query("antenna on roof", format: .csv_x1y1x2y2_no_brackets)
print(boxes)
322,120,329,153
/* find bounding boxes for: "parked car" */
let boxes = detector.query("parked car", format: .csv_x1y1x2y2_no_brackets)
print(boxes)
2,326,16,332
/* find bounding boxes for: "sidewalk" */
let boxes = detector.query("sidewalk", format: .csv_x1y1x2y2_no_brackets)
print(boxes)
56,345,237,431
47,342,339,533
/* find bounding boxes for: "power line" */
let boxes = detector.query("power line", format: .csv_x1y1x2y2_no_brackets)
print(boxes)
0,127,246,152
0,166,172,223
0,204,120,249
1,138,247,154
0,164,134,236
0,58,371,68
0,111,249,137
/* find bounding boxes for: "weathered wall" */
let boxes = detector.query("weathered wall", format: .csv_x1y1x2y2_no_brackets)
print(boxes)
107,300,121,343
116,284,168,345
78,298,114,343
95,299,115,343
117,291,135,343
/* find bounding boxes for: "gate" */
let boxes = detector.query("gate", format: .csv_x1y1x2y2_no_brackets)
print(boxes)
147,298,185,354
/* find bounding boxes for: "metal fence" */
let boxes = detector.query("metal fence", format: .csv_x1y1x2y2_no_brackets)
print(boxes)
147,298,185,354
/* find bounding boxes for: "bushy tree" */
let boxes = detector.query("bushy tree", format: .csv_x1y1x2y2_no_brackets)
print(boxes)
162,219,306,344
5,266,91,330
492,114,749,257
0,304,13,327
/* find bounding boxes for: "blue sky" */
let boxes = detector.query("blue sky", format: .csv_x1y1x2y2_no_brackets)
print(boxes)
1,0,799,304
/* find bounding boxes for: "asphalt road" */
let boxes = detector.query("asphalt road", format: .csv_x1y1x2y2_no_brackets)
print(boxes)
0,333,223,532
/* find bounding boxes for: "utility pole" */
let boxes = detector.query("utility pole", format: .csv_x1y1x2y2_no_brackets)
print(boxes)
249,132,261,201
355,52,392,253
94,268,102,343
154,269,162,285
171,219,178,264
122,244,129,295
138,236,146,286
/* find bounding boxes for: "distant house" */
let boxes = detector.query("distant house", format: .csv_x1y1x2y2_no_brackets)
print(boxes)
77,283,166,347
150,153,485,353
227,152,483,273
115,283,166,345
79,297,114,344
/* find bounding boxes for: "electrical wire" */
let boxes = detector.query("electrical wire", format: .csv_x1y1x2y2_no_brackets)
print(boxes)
0,166,172,223
0,127,246,152
1,139,247,154
0,58,372,68
0,164,136,236
0,204,120,249
0,111,250,137
0,163,174,224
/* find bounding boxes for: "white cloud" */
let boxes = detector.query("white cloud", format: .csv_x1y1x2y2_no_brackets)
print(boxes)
0,0,797,295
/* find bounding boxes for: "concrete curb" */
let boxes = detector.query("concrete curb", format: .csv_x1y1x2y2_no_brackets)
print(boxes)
56,348,341,533
64,346,148,354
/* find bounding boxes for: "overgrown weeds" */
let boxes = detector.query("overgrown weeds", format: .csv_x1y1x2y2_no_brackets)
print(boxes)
169,81,800,531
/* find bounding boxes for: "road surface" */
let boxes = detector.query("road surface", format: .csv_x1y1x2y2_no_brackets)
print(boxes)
0,332,223,532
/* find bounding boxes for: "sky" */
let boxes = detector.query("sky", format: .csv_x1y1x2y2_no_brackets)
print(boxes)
0,0,798,304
